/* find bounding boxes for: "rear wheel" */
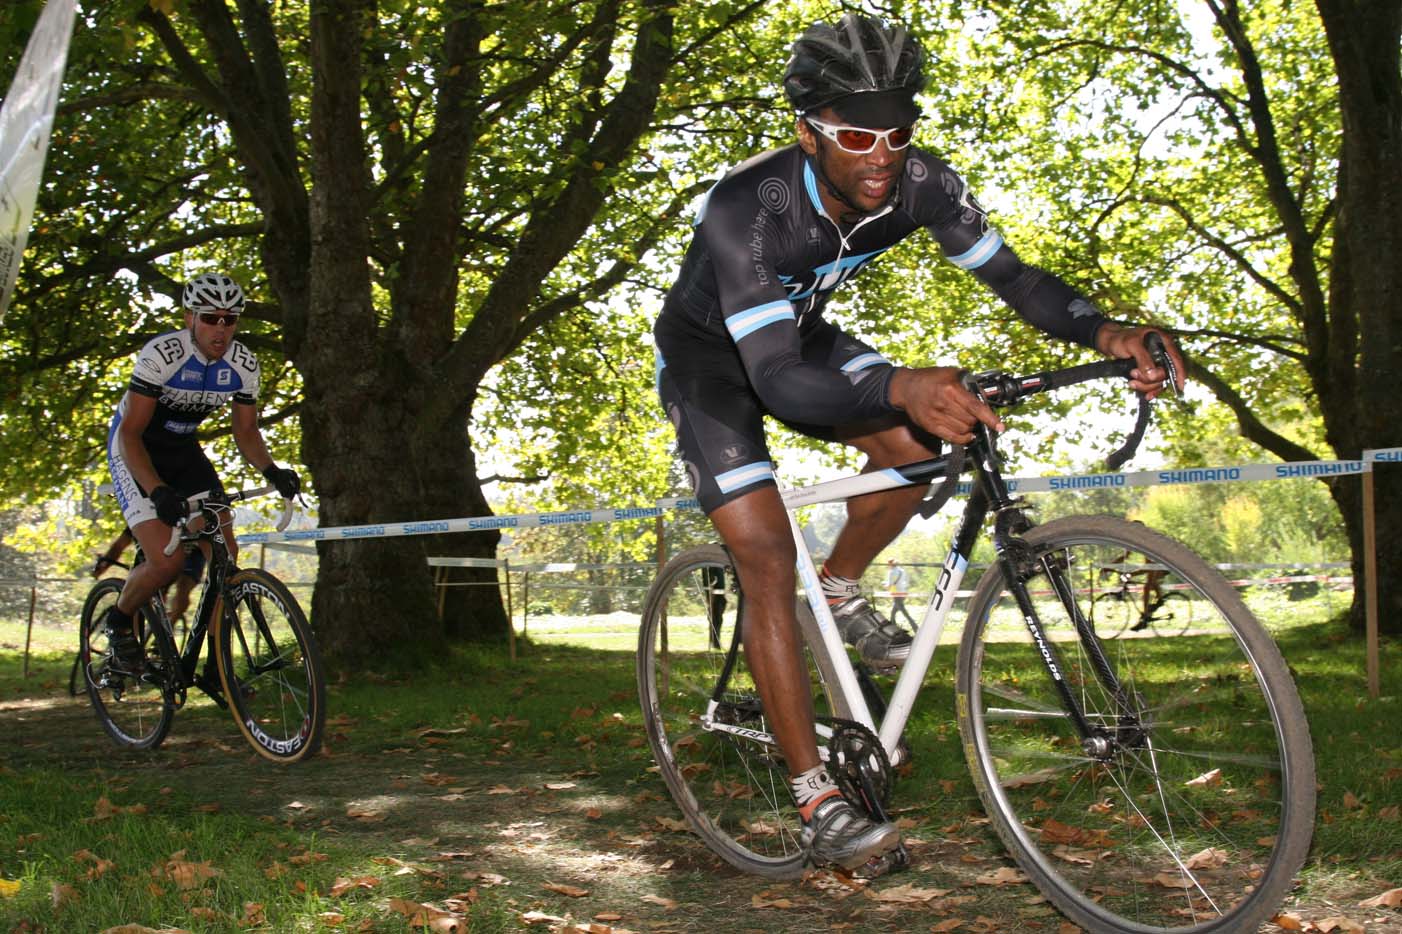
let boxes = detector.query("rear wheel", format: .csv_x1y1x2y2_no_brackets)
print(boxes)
81,585,178,751
637,545,841,879
956,515,1315,933
1090,589,1134,638
215,569,326,763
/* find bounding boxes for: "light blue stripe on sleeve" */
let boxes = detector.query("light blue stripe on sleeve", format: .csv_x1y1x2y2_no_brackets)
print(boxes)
841,352,888,372
715,462,775,493
947,230,1005,270
725,301,795,342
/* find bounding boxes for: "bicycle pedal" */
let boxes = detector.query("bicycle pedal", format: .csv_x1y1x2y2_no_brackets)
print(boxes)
854,842,909,880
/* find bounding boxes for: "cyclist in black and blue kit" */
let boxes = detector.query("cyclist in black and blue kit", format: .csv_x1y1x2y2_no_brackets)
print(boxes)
654,14,1184,872
99,273,302,673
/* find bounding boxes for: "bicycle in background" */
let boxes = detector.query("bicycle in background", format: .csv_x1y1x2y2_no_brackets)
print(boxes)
637,340,1315,933
1092,552,1194,637
77,486,326,762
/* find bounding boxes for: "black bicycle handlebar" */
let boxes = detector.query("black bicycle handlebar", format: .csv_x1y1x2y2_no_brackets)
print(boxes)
970,357,1135,407
962,334,1176,470
163,485,295,556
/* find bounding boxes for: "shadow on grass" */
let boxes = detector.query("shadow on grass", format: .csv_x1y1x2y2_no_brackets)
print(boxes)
1,626,1399,932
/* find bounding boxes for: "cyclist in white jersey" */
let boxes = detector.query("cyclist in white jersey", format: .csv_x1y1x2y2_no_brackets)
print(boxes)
100,273,301,672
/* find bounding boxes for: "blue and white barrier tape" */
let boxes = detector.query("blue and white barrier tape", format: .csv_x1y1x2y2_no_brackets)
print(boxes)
241,448,1402,546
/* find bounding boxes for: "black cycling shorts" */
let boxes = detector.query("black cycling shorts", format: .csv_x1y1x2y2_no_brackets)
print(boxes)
656,319,893,514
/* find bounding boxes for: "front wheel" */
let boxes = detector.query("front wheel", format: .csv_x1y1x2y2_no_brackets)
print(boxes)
214,569,326,763
955,515,1315,934
80,583,178,751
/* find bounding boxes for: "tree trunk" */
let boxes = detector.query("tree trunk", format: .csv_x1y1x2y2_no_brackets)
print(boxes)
411,409,508,643
1315,0,1402,633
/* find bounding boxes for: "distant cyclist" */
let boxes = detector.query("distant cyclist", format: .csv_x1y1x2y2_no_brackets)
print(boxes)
100,273,301,672
653,13,1184,872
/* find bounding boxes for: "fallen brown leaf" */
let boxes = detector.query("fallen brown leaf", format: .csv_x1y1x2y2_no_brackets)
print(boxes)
239,902,266,928
866,883,954,904
1184,847,1229,869
975,867,1029,886
163,854,222,890
1359,887,1402,908
521,909,565,925
544,882,590,898
1152,871,1194,889
327,875,380,897
388,897,463,931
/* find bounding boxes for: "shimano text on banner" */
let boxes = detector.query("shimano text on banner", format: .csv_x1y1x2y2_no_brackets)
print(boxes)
0,0,78,322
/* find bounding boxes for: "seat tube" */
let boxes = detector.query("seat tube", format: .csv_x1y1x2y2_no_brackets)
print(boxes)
786,509,875,729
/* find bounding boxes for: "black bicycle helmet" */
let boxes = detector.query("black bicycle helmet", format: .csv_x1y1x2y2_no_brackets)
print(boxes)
783,13,926,119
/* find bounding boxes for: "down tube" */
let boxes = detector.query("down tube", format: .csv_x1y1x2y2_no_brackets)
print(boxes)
879,546,969,753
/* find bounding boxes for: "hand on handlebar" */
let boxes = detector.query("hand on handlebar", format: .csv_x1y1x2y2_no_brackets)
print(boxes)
262,463,301,500
150,484,188,527
889,366,1005,444
1096,325,1186,399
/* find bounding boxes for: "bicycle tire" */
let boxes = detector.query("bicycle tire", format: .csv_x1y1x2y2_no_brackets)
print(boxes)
1157,589,1193,637
214,568,326,763
80,584,179,751
1091,589,1134,639
955,515,1315,933
74,578,122,698
637,545,845,880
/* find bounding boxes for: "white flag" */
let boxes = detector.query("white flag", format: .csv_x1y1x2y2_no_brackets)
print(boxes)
0,0,78,322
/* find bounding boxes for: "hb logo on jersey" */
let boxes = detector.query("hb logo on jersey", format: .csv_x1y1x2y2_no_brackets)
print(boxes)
780,251,884,304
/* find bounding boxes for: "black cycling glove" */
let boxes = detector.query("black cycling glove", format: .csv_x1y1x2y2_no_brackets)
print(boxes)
149,485,188,527
262,463,301,499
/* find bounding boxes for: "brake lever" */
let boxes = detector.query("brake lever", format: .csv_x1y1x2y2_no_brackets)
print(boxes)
1144,332,1180,399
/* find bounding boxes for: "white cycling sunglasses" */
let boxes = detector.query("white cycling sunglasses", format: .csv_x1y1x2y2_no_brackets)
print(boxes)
804,116,916,154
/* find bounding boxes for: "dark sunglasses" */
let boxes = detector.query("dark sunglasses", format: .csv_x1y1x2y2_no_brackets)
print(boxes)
805,117,916,154
196,312,240,327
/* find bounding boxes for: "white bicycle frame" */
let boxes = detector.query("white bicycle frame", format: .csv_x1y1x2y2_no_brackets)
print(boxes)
700,461,971,764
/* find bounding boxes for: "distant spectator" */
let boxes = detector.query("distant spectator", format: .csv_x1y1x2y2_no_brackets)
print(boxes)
884,558,914,626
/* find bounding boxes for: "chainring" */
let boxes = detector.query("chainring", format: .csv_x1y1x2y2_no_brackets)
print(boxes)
819,717,895,821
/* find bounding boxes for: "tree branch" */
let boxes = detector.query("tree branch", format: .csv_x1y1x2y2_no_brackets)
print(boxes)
1189,359,1318,463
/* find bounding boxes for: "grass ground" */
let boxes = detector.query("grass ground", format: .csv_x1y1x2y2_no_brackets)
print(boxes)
0,595,1398,933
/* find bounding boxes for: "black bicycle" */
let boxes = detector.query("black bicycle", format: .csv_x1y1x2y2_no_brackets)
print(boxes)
77,486,326,762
